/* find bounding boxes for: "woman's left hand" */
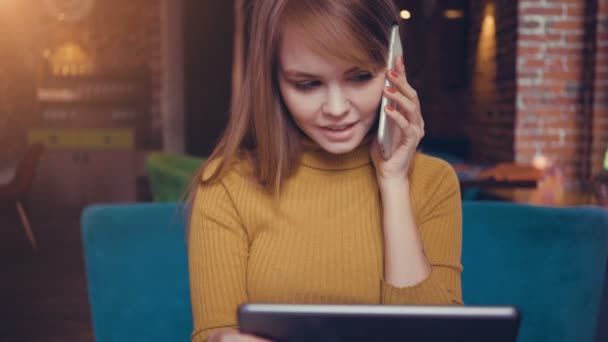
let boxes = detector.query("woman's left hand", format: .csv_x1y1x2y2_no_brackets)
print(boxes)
371,55,425,186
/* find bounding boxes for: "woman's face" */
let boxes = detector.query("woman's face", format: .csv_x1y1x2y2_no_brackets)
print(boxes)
277,26,386,155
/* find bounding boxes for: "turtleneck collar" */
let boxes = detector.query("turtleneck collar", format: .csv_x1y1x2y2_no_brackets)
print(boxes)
299,137,372,171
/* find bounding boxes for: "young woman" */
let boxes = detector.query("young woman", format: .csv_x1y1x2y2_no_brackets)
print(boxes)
188,1,463,341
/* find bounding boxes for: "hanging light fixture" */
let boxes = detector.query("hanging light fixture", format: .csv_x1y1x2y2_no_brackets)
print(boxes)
444,9,465,19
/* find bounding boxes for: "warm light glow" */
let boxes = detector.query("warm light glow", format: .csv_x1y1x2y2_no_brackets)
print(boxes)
444,9,464,19
532,155,550,170
48,42,94,76
480,4,496,39
400,10,411,20
473,2,496,105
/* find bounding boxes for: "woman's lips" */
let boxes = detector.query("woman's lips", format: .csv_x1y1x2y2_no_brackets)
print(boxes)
319,122,357,142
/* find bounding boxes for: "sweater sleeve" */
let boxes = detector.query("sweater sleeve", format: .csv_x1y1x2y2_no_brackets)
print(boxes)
188,180,249,342
380,161,463,305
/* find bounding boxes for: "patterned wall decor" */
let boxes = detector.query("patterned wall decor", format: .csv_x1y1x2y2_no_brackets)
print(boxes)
0,0,161,167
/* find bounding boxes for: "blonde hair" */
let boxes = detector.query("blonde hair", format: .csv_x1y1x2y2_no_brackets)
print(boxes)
190,0,399,198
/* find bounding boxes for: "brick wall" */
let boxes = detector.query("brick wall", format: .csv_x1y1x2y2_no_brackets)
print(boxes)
516,0,608,183
592,0,608,174
515,0,601,185
464,0,604,186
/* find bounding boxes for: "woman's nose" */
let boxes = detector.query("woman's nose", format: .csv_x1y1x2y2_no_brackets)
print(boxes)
322,86,351,117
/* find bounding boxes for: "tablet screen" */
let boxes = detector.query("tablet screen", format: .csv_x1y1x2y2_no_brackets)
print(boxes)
239,304,520,342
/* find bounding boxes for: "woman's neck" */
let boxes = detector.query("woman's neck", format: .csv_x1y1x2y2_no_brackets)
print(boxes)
299,137,372,171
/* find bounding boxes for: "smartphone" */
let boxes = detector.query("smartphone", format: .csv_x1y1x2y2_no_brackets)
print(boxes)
377,25,403,160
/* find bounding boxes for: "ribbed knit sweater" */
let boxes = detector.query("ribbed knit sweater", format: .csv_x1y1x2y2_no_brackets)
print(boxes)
188,142,463,341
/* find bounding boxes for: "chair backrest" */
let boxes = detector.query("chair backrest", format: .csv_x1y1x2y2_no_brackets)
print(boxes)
81,203,192,342
145,152,204,202
462,201,608,342
81,201,608,342
13,143,44,194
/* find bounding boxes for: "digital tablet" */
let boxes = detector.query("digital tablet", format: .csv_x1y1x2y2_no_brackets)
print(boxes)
239,304,520,342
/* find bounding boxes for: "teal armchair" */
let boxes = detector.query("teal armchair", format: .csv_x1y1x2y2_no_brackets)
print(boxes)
461,202,608,342
81,202,608,342
82,204,192,342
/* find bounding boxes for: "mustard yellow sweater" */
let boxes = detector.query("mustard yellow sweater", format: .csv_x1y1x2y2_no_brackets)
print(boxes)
188,143,463,341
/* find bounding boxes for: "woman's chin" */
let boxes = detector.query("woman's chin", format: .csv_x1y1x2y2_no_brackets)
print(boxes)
315,136,365,155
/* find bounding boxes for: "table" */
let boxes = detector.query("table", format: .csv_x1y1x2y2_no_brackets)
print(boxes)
482,187,602,207
454,163,540,190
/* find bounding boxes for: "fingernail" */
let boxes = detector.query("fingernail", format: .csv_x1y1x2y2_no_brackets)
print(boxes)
386,104,395,111
386,87,396,93
389,70,398,78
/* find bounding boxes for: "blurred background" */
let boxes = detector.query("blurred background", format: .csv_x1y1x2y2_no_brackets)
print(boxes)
0,0,606,340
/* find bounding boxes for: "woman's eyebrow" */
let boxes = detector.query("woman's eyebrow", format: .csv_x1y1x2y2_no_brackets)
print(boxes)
281,67,361,78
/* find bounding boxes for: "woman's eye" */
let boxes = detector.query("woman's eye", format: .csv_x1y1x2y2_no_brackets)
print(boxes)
350,73,374,82
295,81,321,90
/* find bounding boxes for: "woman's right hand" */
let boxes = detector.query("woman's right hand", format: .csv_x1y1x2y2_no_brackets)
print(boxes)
208,328,273,342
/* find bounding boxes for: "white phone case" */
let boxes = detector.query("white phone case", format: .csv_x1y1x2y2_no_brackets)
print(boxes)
377,25,403,160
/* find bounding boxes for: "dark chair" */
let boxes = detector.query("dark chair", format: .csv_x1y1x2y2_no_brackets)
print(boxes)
0,143,44,250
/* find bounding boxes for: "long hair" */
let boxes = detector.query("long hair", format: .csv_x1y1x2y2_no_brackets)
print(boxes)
188,0,399,201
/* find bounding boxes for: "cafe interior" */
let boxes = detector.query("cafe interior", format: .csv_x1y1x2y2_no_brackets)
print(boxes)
1,0,607,341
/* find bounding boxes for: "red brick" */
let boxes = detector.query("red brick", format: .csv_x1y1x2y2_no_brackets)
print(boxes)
564,34,585,44
521,19,542,29
522,7,564,16
518,45,544,55
520,58,553,68
548,19,584,31
565,7,584,18
545,46,584,56
519,33,563,42
519,71,543,80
